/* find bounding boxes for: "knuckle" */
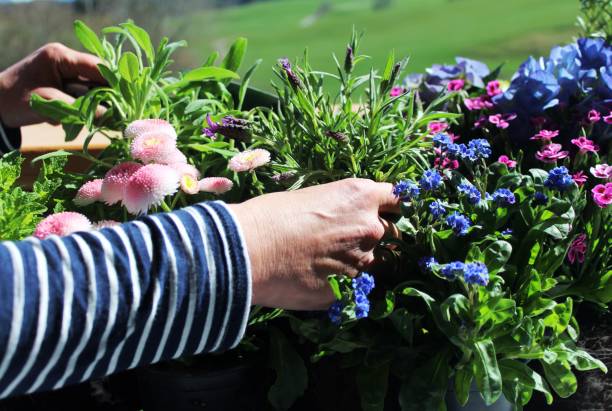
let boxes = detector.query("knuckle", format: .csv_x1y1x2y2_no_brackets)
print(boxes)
40,42,65,60
361,220,384,242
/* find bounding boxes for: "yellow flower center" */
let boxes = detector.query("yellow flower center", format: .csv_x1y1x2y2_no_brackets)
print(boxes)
144,137,160,148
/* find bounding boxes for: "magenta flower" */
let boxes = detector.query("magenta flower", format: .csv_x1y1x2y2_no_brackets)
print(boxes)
198,177,234,194
572,171,588,186
101,162,143,205
567,234,587,264
530,129,559,141
488,113,516,129
486,80,502,97
34,212,92,239
74,179,103,206
464,95,493,111
498,155,517,168
447,79,465,91
474,115,487,128
571,136,599,154
448,132,460,142
124,119,177,140
604,112,612,124
587,110,601,123
535,143,569,163
390,86,405,97
123,164,179,215
228,149,271,172
592,183,612,208
428,121,448,134
590,164,612,179
434,157,459,170
130,131,178,164
93,220,121,229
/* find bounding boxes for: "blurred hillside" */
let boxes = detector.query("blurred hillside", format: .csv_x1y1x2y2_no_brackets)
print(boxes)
0,0,579,89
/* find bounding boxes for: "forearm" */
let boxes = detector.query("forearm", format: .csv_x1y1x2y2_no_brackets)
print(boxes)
0,201,251,398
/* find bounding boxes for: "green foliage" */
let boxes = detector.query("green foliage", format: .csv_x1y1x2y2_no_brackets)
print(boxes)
576,0,612,41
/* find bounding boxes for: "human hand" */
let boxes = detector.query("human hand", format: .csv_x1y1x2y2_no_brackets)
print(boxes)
0,43,106,128
229,178,400,310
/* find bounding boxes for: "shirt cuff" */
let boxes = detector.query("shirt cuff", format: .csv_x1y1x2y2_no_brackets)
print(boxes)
0,119,21,154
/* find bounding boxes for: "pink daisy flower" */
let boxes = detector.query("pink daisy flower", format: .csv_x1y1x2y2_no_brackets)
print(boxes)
228,149,271,172
169,163,201,195
592,183,612,208
93,220,121,229
486,80,502,97
390,86,405,97
74,179,103,206
198,177,234,194
447,79,465,91
535,143,569,163
571,136,599,154
124,119,177,140
587,110,601,123
572,171,588,186
428,121,448,134
590,164,612,179
123,164,179,215
530,129,559,141
34,212,92,239
130,131,178,164
497,155,517,168
101,162,143,205
567,234,587,264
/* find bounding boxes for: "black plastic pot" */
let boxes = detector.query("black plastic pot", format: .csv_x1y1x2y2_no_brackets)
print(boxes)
137,361,266,411
446,383,512,411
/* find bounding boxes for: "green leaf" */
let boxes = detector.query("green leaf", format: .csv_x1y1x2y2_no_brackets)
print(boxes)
97,64,118,88
238,59,263,111
499,359,553,405
31,150,73,164
454,367,473,406
184,66,240,83
30,94,80,123
118,52,140,82
222,37,248,73
542,360,577,398
74,20,105,57
357,363,390,411
121,21,154,63
472,339,502,405
62,123,84,142
267,327,307,411
483,241,512,274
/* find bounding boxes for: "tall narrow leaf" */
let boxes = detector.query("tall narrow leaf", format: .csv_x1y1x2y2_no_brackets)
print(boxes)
74,20,105,58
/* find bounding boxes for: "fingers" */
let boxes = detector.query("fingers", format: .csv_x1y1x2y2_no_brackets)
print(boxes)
42,43,106,85
372,182,401,214
379,217,401,241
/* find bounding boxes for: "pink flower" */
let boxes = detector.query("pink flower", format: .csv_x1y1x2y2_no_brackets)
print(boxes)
604,111,612,124
34,212,92,239
474,115,488,128
567,234,587,264
486,80,502,97
434,156,459,170
535,143,569,163
228,149,271,172
93,220,121,229
571,136,599,154
74,179,103,206
448,132,460,142
130,131,178,164
464,95,493,111
587,110,601,123
592,183,612,208
590,164,612,179
124,119,177,140
101,162,143,205
169,163,201,195
390,86,405,97
488,113,516,129
198,177,234,194
530,129,559,141
497,155,517,168
572,171,588,186
447,79,465,91
428,121,448,134
123,164,179,215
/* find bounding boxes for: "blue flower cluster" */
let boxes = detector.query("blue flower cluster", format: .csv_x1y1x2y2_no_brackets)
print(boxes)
492,188,516,206
419,256,438,272
419,169,443,191
544,166,574,191
404,57,491,102
393,179,420,201
429,200,446,219
446,212,472,236
458,183,482,205
439,261,489,286
433,133,453,147
441,139,491,163
533,191,549,205
328,273,376,324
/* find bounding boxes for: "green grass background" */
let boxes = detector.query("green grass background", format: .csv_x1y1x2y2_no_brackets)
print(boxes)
177,0,579,89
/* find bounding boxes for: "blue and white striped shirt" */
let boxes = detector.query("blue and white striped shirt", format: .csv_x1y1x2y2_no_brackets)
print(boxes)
0,201,252,399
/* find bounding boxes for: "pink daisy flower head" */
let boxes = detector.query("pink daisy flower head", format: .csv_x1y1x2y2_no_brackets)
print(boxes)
34,212,92,239
571,136,599,154
587,110,601,123
535,143,569,163
101,162,143,205
93,220,121,230
124,119,177,141
590,164,612,179
389,86,405,97
604,111,612,124
592,183,612,208
572,171,588,186
530,129,559,141
130,131,178,164
498,155,517,168
486,80,502,97
228,149,271,172
428,121,448,134
74,179,103,206
198,177,234,194
447,79,465,91
123,164,179,215
567,233,587,264
169,163,202,195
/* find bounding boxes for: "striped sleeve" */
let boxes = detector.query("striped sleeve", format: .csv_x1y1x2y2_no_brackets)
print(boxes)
0,121,20,154
0,201,252,399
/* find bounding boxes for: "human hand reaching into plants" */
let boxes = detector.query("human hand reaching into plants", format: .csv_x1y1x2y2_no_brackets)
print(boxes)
230,178,400,310
0,42,106,128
